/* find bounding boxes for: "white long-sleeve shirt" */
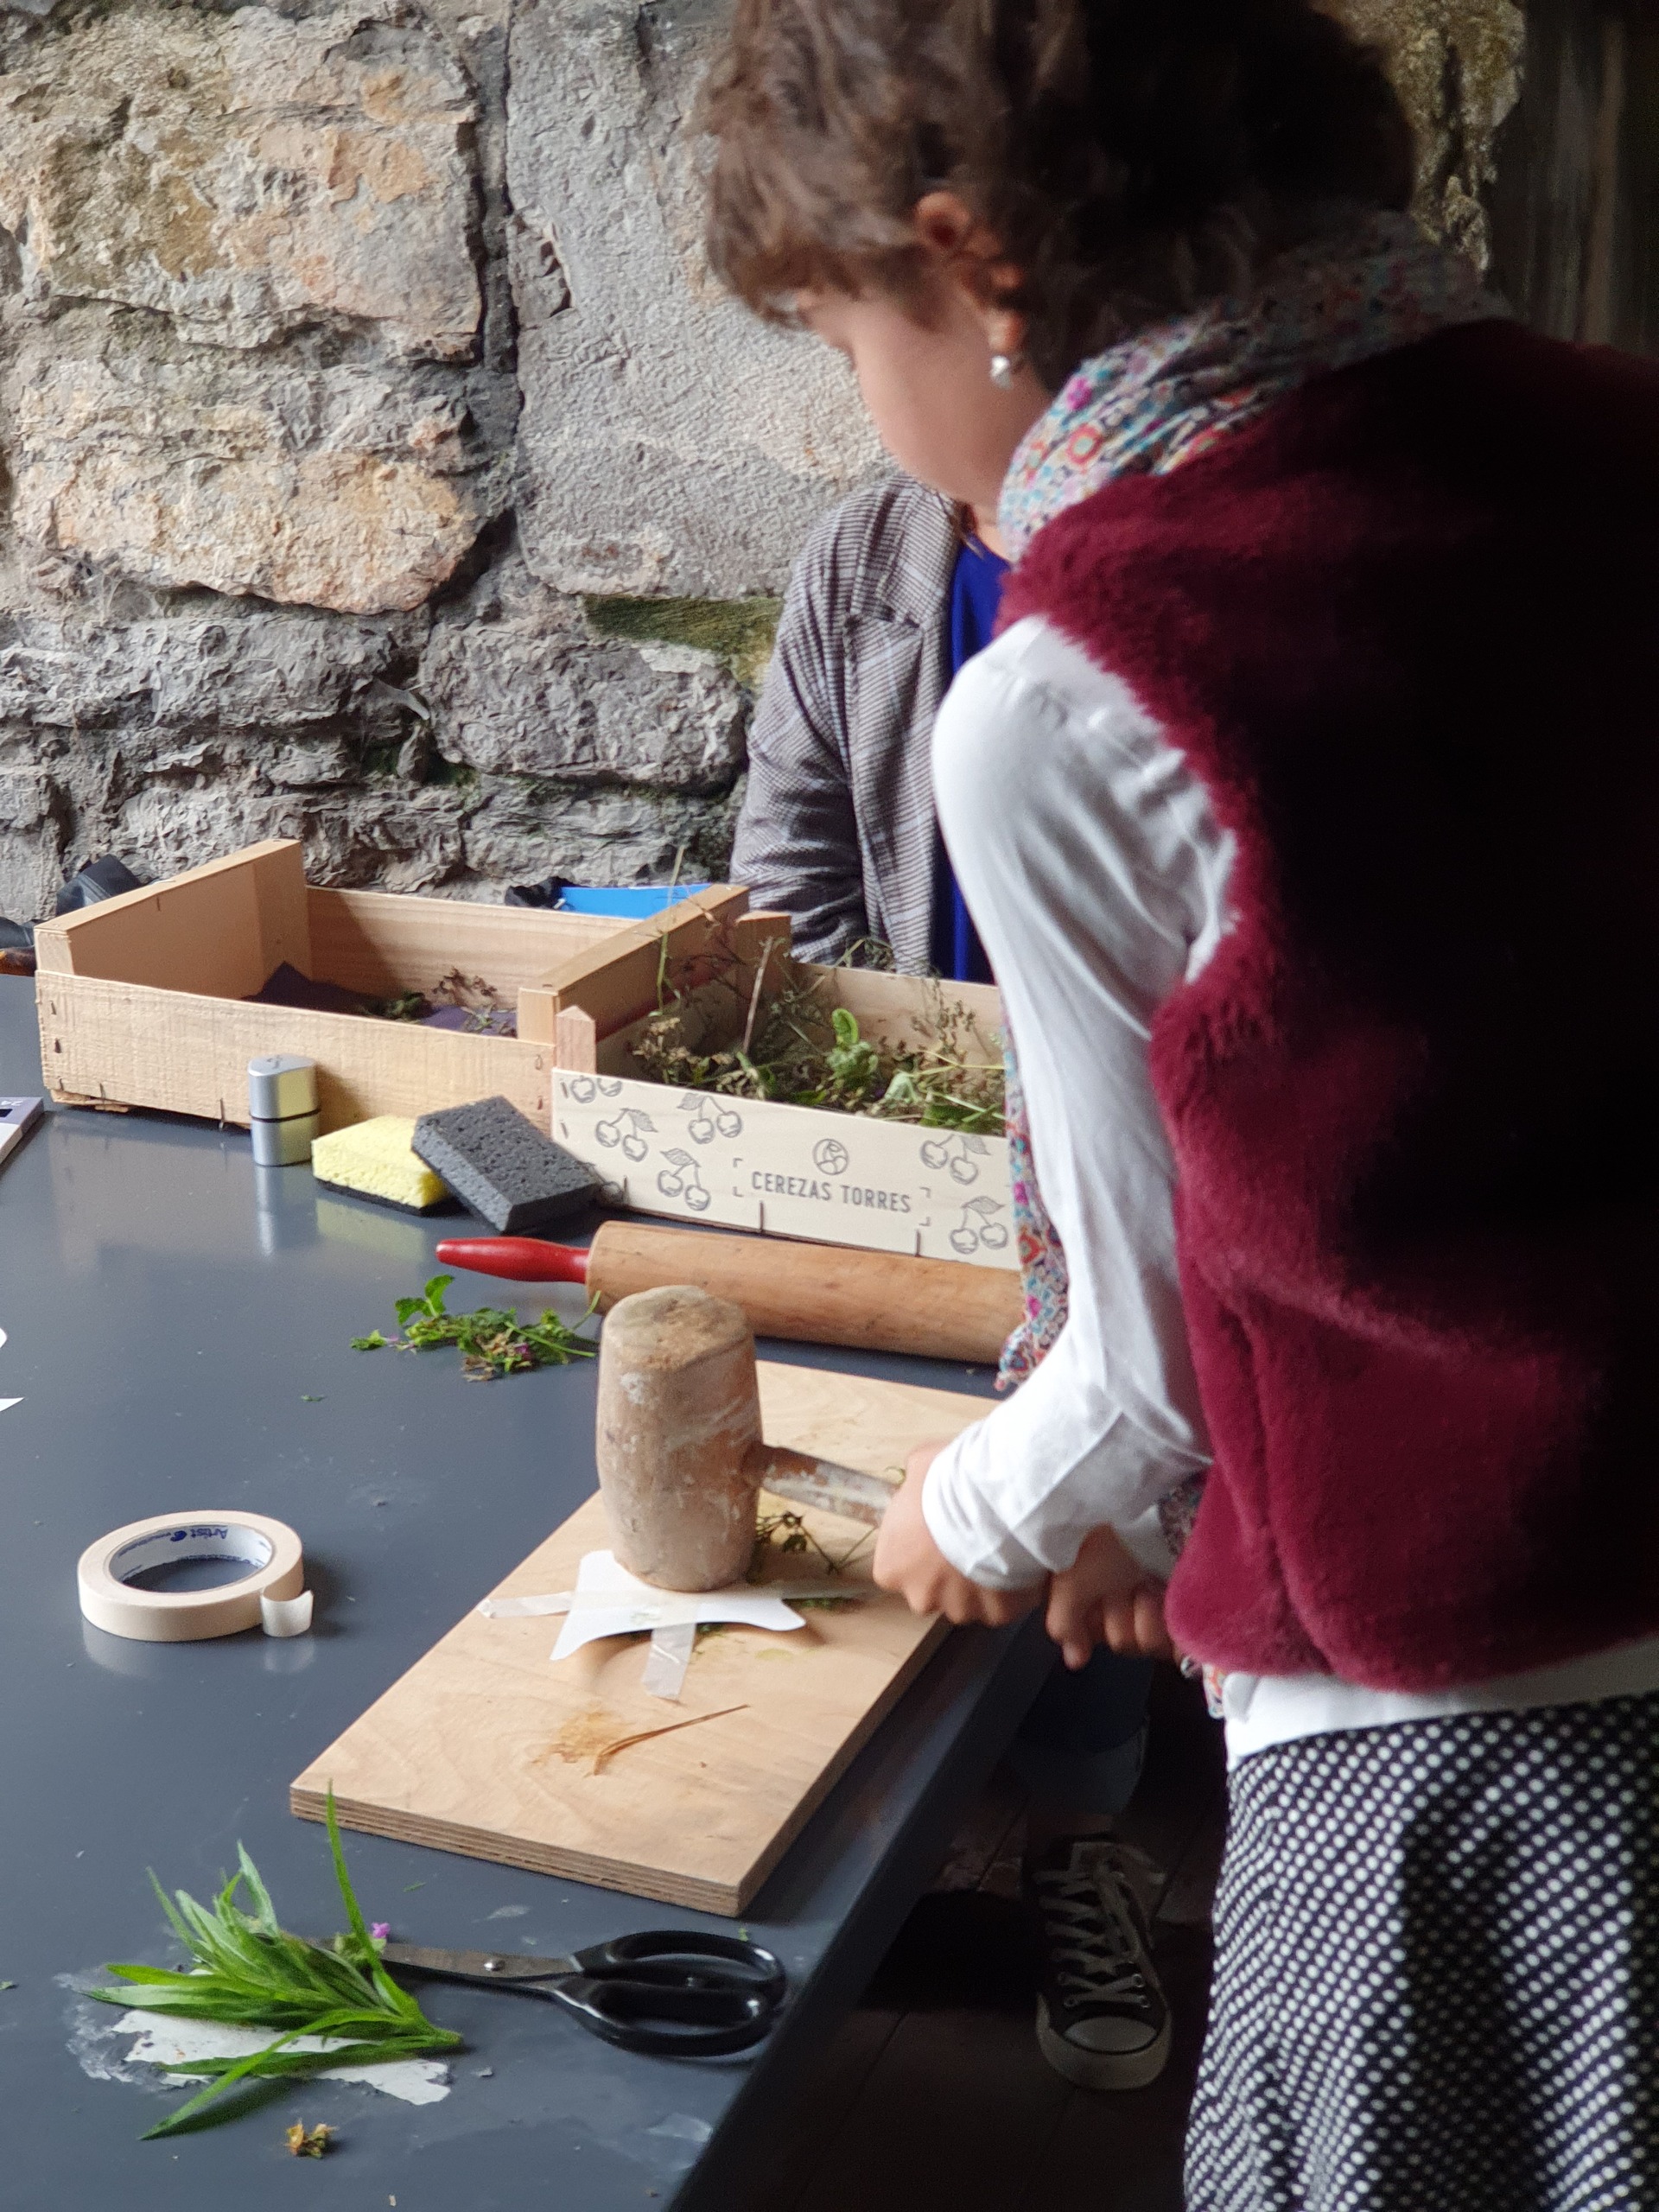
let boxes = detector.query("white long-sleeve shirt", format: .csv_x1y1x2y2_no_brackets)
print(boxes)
923,613,1659,1761
925,614,1223,1588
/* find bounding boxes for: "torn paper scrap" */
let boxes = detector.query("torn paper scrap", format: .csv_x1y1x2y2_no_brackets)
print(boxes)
111,2012,451,2105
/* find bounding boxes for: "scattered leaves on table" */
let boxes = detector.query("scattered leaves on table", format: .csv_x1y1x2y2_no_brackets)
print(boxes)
90,1794,462,2139
352,1274,597,1381
285,2120,335,2158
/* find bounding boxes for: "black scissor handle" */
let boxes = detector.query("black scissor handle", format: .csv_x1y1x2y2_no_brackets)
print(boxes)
573,1929,788,2006
550,1974,777,2057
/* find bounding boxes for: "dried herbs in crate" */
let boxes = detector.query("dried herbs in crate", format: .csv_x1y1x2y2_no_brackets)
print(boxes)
631,945,1005,1133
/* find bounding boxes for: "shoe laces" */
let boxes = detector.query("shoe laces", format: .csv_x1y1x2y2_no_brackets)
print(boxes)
1033,1852,1152,2010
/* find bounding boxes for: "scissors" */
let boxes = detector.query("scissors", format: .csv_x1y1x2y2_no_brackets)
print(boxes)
376,1929,787,2057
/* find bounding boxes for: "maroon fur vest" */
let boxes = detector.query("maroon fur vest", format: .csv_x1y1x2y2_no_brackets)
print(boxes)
1003,321,1659,1688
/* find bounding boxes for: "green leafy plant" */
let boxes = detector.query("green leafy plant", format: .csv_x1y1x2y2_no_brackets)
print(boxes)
353,1274,598,1381
92,1796,462,2140
632,948,1005,1133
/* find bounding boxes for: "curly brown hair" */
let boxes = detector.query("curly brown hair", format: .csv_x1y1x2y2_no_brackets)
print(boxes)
700,0,1414,387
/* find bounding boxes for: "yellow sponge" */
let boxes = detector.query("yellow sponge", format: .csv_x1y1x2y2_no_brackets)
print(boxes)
311,1116,448,1214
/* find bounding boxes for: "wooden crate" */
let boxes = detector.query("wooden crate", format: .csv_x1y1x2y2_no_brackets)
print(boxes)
32,838,652,1131
537,912,1016,1268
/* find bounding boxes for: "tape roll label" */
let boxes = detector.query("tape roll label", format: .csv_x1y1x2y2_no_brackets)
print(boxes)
109,1524,275,1581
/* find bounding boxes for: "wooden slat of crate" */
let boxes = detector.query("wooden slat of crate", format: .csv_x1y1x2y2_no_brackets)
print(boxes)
554,1071,1014,1264
516,884,753,1044
291,1362,984,1915
33,839,312,998
35,974,562,1130
308,887,620,1001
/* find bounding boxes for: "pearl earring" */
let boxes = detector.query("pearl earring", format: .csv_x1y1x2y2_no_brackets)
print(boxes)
988,351,1022,390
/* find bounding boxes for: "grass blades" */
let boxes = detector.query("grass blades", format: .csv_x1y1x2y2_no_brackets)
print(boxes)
91,1795,462,2139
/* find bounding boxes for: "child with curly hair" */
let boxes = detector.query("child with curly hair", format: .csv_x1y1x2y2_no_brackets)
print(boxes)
702,2,1659,2202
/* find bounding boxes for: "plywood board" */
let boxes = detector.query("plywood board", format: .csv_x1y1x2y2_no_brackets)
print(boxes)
291,1363,987,1914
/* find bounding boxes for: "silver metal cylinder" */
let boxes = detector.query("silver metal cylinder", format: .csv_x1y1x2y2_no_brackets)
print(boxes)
248,1056,320,1166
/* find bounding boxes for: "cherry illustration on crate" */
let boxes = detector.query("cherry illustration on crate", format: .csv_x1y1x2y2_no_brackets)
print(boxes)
595,1109,655,1163
657,1151,712,1211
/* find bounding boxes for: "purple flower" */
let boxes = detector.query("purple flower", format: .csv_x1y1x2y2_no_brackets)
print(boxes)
370,1923,390,1942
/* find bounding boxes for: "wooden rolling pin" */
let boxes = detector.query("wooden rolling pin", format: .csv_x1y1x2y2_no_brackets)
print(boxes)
434,1221,1023,1365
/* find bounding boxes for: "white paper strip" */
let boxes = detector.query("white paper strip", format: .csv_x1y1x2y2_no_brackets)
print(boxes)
476,1592,574,1618
479,1577,859,1624
0,1398,19,1414
641,1621,697,1701
548,1551,815,1663
111,2012,450,2107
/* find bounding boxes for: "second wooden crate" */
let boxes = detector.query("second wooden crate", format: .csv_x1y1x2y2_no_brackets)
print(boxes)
538,915,1016,1268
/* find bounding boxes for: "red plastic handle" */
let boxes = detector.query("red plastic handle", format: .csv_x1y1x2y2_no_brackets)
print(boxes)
434,1236,591,1286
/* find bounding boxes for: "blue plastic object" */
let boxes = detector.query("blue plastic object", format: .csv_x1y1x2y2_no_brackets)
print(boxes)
557,884,710,918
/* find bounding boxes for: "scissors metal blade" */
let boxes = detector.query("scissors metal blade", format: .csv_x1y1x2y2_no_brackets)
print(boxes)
378,1941,580,1983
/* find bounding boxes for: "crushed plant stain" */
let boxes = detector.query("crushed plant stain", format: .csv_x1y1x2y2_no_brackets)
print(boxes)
540,1702,747,1776
543,1706,630,1768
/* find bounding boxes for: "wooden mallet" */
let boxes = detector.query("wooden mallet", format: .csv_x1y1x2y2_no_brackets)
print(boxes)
594,1285,900,1591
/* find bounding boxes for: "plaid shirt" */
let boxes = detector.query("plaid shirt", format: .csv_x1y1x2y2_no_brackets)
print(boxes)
731,477,960,971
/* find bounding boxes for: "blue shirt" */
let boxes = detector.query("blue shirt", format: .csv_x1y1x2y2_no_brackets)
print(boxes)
931,535,1009,982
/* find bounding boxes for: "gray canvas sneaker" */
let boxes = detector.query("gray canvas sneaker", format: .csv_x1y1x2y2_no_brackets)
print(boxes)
1024,1834,1173,2091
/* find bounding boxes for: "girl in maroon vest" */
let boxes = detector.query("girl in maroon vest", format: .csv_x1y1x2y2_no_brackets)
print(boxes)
704,1,1659,2204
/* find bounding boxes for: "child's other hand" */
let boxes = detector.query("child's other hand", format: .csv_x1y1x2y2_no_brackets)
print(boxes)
1046,1525,1174,1669
872,1442,1044,1626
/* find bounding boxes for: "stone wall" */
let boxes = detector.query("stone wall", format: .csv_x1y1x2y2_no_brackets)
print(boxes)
0,0,1524,924
0,0,878,923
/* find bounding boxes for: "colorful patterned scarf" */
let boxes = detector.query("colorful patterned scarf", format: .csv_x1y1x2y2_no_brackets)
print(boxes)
991,212,1505,1559
999,210,1503,560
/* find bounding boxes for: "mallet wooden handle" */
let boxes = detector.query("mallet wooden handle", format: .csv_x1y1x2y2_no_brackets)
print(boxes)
435,1223,1023,1366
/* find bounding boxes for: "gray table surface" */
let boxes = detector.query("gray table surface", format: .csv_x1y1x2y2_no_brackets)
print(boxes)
0,975,1051,2210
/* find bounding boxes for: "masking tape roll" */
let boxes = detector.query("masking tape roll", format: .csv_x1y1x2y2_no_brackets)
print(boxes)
77,1511,306,1643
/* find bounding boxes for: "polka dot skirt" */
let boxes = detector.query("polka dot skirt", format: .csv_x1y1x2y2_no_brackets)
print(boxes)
1185,1694,1659,2210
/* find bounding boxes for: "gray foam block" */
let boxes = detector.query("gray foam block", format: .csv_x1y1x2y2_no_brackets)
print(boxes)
411,1095,604,1235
